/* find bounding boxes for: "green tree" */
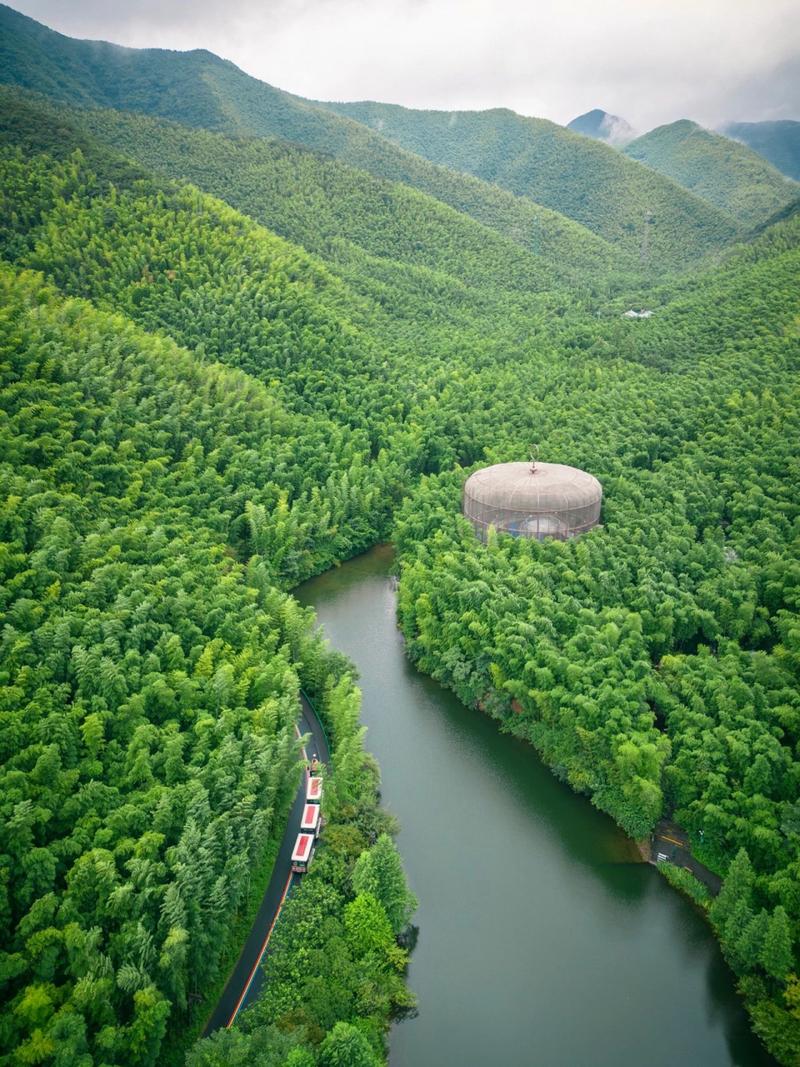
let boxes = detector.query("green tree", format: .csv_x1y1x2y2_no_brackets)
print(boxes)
344,893,395,958
738,910,770,973
352,835,417,935
710,848,755,929
763,908,794,982
319,1022,379,1067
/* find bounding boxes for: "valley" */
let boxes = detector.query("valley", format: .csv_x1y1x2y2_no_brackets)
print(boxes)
0,4,798,1065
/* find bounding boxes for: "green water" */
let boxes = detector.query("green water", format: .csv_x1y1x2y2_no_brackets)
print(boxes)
296,545,774,1067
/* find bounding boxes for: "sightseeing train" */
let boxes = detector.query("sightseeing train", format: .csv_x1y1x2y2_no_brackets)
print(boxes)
291,774,323,874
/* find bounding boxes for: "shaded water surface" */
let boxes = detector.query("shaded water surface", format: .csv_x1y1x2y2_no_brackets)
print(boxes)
296,545,773,1067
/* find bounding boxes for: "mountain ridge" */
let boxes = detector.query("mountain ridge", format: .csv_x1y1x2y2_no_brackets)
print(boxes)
624,119,797,228
315,97,742,264
0,2,739,271
0,84,623,291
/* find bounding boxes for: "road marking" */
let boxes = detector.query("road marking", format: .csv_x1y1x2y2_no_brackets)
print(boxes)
657,834,685,848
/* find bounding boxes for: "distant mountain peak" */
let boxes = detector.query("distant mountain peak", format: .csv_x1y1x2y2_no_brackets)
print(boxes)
567,109,635,146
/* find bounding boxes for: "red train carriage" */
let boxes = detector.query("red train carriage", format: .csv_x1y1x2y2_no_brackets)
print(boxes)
300,802,321,838
291,832,316,874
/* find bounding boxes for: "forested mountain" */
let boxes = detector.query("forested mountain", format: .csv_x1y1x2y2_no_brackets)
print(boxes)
566,109,635,145
0,86,621,290
721,120,800,182
2,3,800,1065
0,4,738,273
624,120,798,228
3,85,799,1063
0,3,628,277
0,89,626,1067
319,98,742,264
0,102,603,481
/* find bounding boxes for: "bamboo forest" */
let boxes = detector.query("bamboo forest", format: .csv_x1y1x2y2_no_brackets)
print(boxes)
0,3,799,1065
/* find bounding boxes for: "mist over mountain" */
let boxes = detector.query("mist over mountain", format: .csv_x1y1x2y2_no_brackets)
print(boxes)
721,119,800,181
567,109,636,146
5,0,797,132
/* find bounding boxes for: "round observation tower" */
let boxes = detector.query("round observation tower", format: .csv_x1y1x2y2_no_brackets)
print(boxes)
463,460,602,542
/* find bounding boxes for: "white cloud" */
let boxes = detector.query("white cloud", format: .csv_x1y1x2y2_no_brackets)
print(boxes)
9,0,800,129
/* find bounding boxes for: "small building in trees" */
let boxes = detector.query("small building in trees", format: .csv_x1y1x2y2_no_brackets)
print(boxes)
463,460,602,542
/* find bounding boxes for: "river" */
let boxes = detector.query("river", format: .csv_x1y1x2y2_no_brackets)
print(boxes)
295,544,774,1067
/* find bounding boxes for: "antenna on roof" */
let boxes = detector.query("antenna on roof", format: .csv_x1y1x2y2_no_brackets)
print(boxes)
530,446,538,474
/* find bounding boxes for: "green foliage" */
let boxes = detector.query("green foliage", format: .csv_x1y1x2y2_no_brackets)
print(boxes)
0,262,418,1065
762,908,794,982
344,893,396,958
205,699,416,1065
624,120,798,228
319,1022,380,1067
656,862,711,908
321,99,742,268
0,86,618,294
185,1024,307,1067
391,213,800,1060
0,9,739,272
352,835,418,935
0,19,627,278
748,988,800,1067
64,97,620,290
0,267,320,1061
710,849,755,930
0,17,798,1062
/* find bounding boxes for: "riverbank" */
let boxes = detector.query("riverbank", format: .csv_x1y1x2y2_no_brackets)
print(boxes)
187,637,417,1067
296,545,773,1067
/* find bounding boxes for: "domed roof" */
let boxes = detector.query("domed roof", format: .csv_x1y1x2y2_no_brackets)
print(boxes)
464,462,601,513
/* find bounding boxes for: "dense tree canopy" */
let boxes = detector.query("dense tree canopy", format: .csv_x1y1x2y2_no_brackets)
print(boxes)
624,120,798,229
320,98,743,266
393,215,800,1059
0,23,798,1065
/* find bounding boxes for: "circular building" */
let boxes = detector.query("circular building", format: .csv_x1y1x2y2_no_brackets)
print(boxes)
463,461,602,542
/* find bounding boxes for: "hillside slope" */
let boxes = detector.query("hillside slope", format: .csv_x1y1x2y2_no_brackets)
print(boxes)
721,120,800,182
0,5,634,275
0,86,617,289
625,120,797,228
0,251,417,1065
318,98,741,265
0,3,734,272
0,103,608,512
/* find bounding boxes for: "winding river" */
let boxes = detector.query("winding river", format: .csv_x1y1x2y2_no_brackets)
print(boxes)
296,545,774,1067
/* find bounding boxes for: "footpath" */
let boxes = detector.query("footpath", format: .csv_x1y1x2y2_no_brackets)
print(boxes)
202,692,330,1035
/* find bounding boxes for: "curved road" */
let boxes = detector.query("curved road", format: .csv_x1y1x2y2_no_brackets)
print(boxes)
202,692,330,1035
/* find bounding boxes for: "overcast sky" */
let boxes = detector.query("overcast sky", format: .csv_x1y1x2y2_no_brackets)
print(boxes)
8,0,800,131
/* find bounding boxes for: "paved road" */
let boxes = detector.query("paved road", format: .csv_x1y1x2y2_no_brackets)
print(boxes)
202,693,331,1035
651,819,722,895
